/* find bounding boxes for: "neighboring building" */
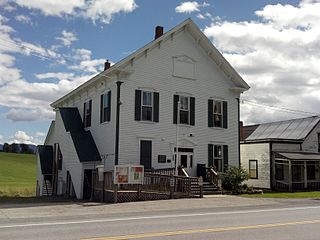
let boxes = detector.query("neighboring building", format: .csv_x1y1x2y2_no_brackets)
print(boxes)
37,19,250,199
241,116,320,191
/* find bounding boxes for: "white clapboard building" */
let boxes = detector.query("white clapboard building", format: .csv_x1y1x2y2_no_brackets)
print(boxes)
37,19,250,199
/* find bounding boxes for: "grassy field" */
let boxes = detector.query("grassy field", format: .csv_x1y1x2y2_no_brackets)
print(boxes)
242,191,320,198
0,152,37,197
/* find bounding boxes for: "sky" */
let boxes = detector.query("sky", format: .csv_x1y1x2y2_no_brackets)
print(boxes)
0,0,319,145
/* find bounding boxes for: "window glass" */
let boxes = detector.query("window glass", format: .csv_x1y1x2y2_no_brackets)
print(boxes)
214,145,223,172
143,91,152,106
84,100,91,127
249,160,258,179
180,96,189,110
142,91,153,121
213,101,222,127
179,96,189,124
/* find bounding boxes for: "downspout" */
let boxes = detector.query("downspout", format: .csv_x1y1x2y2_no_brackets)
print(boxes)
115,81,123,165
237,98,241,167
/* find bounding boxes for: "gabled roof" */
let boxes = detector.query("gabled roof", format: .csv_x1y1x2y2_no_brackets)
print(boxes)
245,116,320,141
59,108,101,162
51,18,249,108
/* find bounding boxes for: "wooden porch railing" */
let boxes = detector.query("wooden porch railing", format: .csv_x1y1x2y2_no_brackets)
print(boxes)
145,167,176,176
207,167,219,186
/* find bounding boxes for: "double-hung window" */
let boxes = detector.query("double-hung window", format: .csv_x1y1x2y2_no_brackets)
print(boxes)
142,91,153,121
83,99,92,128
173,95,195,125
249,160,258,179
213,101,222,127
208,99,228,128
208,144,228,172
179,96,189,124
135,90,159,122
100,91,111,123
214,145,223,172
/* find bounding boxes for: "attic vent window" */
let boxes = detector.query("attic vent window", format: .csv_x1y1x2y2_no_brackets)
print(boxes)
173,55,195,79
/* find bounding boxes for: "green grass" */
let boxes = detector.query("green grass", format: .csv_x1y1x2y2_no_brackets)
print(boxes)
242,191,320,198
0,152,37,197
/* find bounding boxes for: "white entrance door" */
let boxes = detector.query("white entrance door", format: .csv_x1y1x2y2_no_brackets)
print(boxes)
179,152,193,175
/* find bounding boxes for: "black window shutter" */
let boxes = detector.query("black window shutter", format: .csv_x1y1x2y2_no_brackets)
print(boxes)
135,90,141,121
223,101,228,129
208,144,213,167
190,97,195,126
107,91,111,121
208,99,213,127
100,94,103,123
83,102,86,127
153,92,159,122
173,95,179,124
223,145,228,172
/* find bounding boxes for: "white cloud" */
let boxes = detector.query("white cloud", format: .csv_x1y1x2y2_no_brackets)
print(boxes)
35,132,46,137
35,72,75,80
175,1,209,14
15,15,32,25
15,0,85,17
197,13,205,19
6,108,54,122
69,59,106,73
204,1,320,124
14,0,138,24
56,30,78,47
175,1,200,13
84,0,138,24
14,130,33,143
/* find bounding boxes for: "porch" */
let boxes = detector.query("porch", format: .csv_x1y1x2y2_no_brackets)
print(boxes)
273,152,320,192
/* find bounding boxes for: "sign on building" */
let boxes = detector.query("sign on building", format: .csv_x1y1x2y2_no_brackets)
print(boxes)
114,165,144,184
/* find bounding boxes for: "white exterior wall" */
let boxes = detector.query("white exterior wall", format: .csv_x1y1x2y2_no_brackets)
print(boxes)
241,143,270,189
116,29,240,176
302,122,320,152
73,79,118,171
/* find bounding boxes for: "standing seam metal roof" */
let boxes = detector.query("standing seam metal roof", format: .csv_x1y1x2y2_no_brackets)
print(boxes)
245,116,320,141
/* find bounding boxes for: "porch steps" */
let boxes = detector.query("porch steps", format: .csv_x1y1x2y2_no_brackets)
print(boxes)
202,182,220,195
42,180,53,196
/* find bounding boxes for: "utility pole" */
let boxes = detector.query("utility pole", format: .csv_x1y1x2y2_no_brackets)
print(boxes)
175,101,180,176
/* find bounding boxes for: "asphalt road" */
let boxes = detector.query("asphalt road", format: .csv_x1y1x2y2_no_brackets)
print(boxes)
1,196,320,240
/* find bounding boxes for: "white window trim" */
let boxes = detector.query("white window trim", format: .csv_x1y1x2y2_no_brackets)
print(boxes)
101,91,111,123
179,95,190,125
214,145,223,172
213,99,223,128
84,99,92,128
141,91,153,122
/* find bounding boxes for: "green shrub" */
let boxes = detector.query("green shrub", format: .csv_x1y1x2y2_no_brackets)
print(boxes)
221,166,249,192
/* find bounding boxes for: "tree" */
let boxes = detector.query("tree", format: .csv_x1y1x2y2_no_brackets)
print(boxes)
20,144,30,154
3,143,11,152
221,166,249,192
11,143,19,153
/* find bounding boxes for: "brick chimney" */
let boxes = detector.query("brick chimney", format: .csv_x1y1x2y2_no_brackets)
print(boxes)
155,26,164,40
104,60,111,71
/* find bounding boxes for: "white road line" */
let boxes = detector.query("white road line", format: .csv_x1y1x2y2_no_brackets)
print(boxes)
1,205,320,229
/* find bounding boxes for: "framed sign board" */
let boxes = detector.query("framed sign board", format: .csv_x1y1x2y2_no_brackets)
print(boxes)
114,165,144,184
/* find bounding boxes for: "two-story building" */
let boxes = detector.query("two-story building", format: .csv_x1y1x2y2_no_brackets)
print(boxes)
37,19,250,199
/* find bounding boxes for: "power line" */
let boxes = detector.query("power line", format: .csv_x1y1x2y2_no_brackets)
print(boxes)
241,99,319,116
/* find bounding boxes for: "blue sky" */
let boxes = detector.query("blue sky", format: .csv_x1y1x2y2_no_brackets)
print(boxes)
0,0,318,145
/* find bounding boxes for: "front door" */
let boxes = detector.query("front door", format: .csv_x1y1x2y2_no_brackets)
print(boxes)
140,140,152,169
179,152,193,175
83,169,92,200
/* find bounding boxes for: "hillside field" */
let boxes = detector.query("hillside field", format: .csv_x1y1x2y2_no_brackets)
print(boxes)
0,152,37,197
